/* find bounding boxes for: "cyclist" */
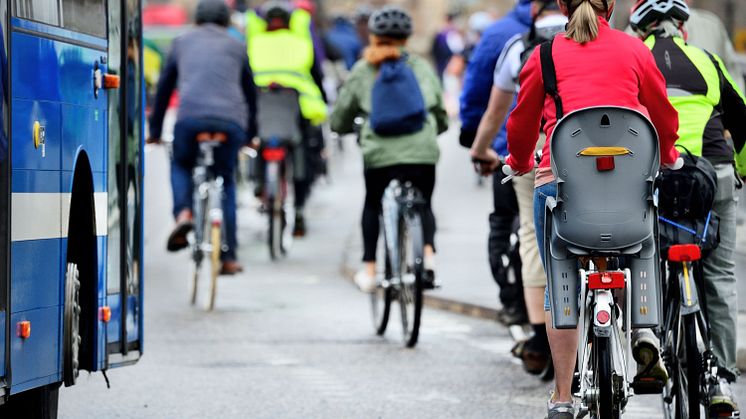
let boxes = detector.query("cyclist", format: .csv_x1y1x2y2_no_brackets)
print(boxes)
329,6,448,293
630,0,746,413
246,1,327,237
148,0,258,275
471,0,566,377
474,0,681,416
460,0,533,326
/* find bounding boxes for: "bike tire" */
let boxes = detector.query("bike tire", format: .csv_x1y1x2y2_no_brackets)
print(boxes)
268,195,284,260
374,237,394,335
595,336,619,419
207,224,221,311
681,313,701,419
399,213,424,348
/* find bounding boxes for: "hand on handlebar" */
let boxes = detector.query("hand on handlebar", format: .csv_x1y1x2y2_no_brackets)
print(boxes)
500,164,525,184
469,148,501,176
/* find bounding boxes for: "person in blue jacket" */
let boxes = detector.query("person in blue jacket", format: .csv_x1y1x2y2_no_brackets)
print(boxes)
459,0,532,325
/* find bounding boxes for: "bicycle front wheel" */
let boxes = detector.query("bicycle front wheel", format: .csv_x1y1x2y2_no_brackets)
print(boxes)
399,213,424,348
207,223,221,311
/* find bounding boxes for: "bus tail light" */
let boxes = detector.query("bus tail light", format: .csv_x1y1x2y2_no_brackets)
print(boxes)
17,321,31,339
99,306,112,323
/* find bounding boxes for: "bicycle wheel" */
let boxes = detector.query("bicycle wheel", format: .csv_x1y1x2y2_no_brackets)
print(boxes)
207,223,221,311
595,336,620,419
679,313,701,419
399,213,424,348
190,196,208,306
268,194,285,260
371,236,393,335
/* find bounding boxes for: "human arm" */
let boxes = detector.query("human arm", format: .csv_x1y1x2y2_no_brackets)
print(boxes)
504,51,545,174
241,56,259,141
329,70,361,134
148,46,178,141
470,86,514,171
711,55,746,176
637,49,680,167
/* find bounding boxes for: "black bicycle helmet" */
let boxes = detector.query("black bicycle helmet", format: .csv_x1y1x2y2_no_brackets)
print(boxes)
630,0,690,33
195,0,231,27
263,0,293,25
368,6,413,39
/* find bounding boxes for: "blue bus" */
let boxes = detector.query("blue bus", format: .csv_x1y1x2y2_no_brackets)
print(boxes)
0,0,144,416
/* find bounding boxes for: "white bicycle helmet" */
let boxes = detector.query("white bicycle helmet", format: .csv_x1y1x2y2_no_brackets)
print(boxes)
630,0,690,33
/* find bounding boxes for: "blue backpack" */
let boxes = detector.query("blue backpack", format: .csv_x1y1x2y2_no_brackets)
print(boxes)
370,56,427,137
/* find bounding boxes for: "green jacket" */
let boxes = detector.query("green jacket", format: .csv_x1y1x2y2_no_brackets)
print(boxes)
330,54,448,169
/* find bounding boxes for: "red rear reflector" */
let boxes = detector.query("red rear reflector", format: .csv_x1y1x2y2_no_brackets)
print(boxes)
667,244,701,262
596,156,615,171
17,321,31,339
262,148,286,162
588,271,625,290
596,310,611,324
99,306,112,323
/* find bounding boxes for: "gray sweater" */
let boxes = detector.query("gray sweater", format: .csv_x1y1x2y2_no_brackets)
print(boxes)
149,24,257,139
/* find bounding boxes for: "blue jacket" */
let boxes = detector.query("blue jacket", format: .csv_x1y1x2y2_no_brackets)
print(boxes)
459,2,532,155
326,18,363,70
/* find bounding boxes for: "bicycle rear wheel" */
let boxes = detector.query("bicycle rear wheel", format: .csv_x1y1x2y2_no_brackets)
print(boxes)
399,213,424,348
207,223,221,311
595,336,620,419
679,313,701,419
268,194,285,260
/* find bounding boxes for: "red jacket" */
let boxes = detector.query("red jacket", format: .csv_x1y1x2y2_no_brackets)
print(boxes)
505,17,680,175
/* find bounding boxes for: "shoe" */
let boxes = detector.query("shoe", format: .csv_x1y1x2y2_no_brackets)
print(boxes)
166,220,193,252
708,377,740,418
220,260,244,275
512,339,553,376
354,270,377,293
547,396,575,419
497,305,529,326
632,329,668,389
293,213,306,237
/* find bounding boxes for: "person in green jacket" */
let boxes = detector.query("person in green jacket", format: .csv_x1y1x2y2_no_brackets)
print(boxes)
330,6,449,293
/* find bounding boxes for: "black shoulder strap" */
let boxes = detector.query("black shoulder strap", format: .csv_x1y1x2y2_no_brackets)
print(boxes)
539,38,563,119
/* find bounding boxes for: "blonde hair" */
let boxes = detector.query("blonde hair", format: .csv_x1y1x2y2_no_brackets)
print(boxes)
565,0,612,44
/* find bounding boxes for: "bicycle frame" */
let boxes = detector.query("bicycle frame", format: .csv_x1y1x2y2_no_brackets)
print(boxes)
191,142,226,259
576,265,633,418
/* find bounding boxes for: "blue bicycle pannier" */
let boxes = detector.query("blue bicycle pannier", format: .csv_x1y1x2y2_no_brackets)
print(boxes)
370,56,427,137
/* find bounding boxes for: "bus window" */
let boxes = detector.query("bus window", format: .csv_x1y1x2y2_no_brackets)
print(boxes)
12,0,60,26
61,0,106,38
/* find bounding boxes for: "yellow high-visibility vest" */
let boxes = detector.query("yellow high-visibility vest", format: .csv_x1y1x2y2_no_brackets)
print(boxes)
246,10,327,125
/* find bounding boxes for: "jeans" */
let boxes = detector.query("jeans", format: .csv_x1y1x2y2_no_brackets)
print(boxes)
533,182,558,311
171,117,244,260
702,163,739,376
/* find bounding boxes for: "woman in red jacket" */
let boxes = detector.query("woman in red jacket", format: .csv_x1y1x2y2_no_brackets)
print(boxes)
474,0,680,416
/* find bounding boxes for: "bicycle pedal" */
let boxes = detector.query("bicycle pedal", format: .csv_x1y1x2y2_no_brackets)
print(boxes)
631,378,665,395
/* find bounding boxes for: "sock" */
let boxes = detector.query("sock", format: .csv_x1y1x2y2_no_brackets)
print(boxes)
526,323,550,353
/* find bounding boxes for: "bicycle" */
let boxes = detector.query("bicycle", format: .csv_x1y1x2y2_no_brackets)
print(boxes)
526,107,664,418
255,85,303,260
370,179,428,348
657,213,731,419
189,132,228,311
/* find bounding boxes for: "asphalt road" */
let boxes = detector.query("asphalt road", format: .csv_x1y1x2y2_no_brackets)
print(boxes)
57,132,745,418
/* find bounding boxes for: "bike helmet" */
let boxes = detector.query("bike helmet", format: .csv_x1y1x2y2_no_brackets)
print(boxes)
368,6,413,39
195,0,231,27
263,0,293,27
630,0,690,33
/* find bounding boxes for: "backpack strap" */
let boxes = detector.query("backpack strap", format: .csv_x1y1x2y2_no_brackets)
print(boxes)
539,38,563,119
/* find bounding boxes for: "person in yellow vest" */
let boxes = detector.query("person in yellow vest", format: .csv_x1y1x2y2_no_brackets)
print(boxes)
246,0,327,237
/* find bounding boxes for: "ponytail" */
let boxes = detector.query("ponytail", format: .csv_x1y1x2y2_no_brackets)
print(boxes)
564,0,611,44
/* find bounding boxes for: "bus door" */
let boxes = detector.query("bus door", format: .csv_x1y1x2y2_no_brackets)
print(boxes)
106,0,143,365
0,2,8,390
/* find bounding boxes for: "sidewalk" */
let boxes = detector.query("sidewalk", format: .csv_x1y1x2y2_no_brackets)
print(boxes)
340,127,746,371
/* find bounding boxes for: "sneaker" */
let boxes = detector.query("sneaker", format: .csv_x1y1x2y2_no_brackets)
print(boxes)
354,270,377,293
497,305,529,326
166,211,194,252
547,396,575,419
220,260,244,275
512,339,553,376
632,329,668,387
709,377,740,418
